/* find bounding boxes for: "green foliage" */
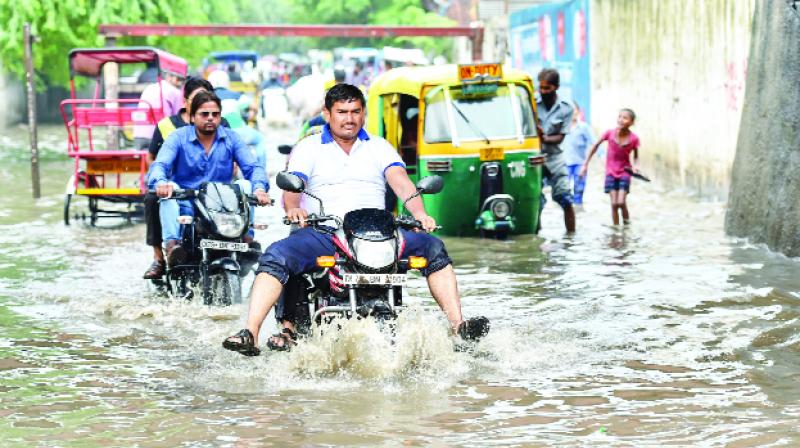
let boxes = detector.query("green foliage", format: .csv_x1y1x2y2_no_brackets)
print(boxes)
0,0,239,86
287,0,455,55
0,0,454,86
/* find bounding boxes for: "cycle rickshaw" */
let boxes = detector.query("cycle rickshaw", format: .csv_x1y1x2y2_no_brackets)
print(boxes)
61,46,188,225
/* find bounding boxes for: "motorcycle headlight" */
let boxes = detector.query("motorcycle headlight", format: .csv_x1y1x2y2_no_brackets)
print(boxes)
210,211,246,238
491,200,511,219
351,238,396,270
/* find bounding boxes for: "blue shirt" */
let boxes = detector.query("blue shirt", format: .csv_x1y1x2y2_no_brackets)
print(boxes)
147,125,268,191
563,121,596,166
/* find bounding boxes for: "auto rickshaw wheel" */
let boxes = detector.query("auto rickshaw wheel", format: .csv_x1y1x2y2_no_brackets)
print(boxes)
63,194,72,226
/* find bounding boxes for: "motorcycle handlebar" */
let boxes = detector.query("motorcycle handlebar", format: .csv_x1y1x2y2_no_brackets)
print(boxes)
395,215,442,232
147,188,273,206
282,214,337,226
245,194,274,206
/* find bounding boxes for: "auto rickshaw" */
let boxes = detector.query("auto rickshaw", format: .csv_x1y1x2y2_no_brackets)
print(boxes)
60,46,188,225
367,63,545,238
205,51,260,94
204,51,260,126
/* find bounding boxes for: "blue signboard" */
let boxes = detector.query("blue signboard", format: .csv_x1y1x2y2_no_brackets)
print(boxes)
509,0,591,123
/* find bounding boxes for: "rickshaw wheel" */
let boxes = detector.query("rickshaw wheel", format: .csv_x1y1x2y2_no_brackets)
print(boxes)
88,197,98,226
63,194,72,226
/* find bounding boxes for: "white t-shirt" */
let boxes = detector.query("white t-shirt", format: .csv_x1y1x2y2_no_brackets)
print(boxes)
287,127,404,220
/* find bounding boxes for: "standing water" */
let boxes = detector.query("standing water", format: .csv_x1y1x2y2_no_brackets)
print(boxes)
1,124,799,446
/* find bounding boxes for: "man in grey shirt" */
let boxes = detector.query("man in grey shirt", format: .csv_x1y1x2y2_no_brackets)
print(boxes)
536,68,576,233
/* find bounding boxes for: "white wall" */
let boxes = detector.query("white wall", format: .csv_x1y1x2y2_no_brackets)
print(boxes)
590,0,755,197
0,63,25,128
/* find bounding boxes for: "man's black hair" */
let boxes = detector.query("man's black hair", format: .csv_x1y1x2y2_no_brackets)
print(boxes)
324,83,365,110
183,76,213,99
537,68,560,87
333,68,346,83
189,91,222,117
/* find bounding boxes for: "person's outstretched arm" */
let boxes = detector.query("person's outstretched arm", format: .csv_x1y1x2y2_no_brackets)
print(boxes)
580,134,605,178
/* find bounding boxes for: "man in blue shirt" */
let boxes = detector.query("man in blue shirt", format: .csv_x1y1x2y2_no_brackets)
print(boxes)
148,91,271,265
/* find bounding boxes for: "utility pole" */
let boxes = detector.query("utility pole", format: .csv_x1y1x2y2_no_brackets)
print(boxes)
23,23,40,199
104,35,119,149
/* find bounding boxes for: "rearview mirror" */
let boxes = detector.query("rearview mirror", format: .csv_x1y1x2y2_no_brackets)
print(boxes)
276,171,305,193
416,176,444,195
277,144,293,155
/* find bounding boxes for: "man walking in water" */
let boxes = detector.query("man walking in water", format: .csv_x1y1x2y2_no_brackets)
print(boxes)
536,68,576,233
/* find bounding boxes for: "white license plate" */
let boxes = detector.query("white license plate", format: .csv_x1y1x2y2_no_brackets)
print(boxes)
341,273,407,286
200,239,249,252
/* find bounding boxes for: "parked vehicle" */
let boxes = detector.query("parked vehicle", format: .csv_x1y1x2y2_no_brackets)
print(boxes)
204,51,260,94
60,47,188,225
366,63,545,238
152,182,264,306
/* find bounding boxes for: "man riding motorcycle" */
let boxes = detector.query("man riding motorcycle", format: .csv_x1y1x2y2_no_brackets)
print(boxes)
223,83,489,356
147,91,271,265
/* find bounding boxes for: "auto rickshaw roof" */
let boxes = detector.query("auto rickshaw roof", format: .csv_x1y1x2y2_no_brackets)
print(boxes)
69,47,188,78
209,51,259,65
368,64,533,99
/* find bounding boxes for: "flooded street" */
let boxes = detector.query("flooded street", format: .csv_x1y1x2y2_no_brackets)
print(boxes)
2,124,800,446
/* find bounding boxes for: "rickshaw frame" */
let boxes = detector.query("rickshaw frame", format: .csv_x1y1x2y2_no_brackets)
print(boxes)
61,46,188,225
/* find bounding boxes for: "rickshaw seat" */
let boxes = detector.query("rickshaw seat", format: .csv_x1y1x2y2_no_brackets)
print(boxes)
62,98,161,129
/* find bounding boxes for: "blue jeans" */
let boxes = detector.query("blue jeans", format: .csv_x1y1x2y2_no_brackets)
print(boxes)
257,227,452,284
566,164,586,205
160,180,253,243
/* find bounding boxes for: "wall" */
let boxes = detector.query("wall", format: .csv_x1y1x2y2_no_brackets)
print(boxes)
726,0,800,256
0,65,71,127
590,0,754,198
0,64,25,128
509,0,592,122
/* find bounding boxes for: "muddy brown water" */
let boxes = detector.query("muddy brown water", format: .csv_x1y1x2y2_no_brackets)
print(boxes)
1,125,799,446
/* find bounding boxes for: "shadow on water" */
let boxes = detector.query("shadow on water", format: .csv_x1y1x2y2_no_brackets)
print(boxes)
1,125,800,445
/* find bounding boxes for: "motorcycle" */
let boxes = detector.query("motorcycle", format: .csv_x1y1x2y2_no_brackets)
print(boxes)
151,182,266,306
275,171,446,331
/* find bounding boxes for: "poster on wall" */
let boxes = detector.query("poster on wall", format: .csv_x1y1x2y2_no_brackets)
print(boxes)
509,0,591,123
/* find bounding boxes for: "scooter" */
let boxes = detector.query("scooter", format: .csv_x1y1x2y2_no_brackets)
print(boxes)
151,182,265,306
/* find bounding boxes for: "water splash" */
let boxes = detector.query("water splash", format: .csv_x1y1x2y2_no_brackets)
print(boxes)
288,309,460,380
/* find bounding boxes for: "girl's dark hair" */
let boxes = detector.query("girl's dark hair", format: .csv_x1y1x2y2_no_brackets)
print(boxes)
183,76,213,99
620,108,636,121
324,83,365,111
537,68,560,87
189,91,221,118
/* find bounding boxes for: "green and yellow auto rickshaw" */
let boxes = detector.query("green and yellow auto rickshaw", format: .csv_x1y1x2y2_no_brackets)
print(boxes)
367,63,544,238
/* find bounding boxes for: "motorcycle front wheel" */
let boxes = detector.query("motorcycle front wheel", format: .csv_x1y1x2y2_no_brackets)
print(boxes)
209,271,242,306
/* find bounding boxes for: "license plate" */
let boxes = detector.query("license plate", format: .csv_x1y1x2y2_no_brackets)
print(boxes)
480,147,504,161
341,273,407,286
200,239,249,252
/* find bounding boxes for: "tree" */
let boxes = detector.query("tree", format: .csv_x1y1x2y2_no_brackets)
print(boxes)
0,0,239,86
0,0,456,86
286,0,456,56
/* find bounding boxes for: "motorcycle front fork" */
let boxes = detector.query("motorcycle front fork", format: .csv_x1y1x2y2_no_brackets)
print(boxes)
201,247,211,305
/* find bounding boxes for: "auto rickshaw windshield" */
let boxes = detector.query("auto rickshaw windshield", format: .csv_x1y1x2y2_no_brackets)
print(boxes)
423,83,536,144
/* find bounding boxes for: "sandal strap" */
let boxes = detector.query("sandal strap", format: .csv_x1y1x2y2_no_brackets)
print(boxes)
234,328,255,345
